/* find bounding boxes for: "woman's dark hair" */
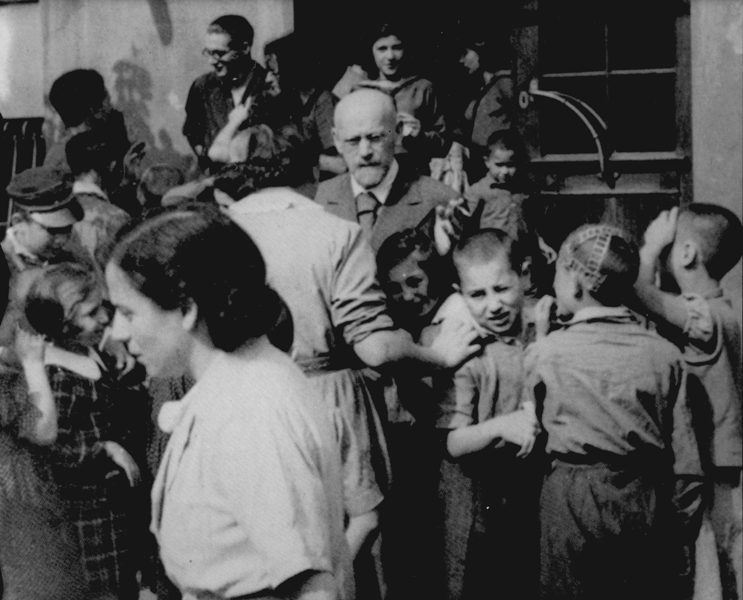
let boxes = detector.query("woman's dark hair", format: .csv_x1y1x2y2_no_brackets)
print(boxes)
377,227,450,298
214,123,311,197
108,203,282,352
363,20,416,79
49,69,107,128
25,262,101,350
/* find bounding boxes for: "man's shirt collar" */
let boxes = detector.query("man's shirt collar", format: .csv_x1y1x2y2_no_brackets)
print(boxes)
350,159,399,206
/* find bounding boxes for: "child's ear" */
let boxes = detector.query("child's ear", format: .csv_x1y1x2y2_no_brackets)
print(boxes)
182,301,198,332
679,240,699,269
573,275,585,302
520,257,532,280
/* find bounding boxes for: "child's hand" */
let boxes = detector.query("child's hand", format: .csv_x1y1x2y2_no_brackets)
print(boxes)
643,207,678,253
228,98,252,125
434,197,470,256
534,295,557,339
103,441,140,487
498,405,540,457
429,316,481,369
15,327,47,365
398,112,421,137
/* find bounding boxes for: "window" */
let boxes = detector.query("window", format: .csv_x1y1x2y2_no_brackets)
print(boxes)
525,0,689,160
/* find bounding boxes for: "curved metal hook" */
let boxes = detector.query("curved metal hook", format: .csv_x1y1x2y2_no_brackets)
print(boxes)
526,79,616,188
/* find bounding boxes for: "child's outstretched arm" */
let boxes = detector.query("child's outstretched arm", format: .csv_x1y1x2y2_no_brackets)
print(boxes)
634,207,690,331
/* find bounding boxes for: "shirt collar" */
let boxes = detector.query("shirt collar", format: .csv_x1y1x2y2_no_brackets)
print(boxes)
73,180,108,201
350,159,399,205
565,305,634,326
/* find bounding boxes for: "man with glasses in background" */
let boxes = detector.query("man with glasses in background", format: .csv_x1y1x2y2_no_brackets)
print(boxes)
183,14,278,173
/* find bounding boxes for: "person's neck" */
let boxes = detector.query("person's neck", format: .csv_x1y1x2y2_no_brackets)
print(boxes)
482,71,496,85
188,335,221,382
227,58,254,89
677,268,719,297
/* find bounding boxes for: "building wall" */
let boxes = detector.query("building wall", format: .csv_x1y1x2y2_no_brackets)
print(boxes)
0,0,293,171
691,0,743,304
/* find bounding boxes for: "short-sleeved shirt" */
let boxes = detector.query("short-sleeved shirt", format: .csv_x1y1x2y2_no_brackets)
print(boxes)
435,336,525,432
524,306,702,475
152,345,350,598
681,289,742,467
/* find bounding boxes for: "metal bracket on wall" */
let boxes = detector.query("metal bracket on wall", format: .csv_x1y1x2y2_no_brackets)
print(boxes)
520,78,617,188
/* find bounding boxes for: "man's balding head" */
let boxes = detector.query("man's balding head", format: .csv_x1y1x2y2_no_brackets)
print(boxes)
333,88,401,189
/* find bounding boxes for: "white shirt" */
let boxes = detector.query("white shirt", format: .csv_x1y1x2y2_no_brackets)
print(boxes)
152,344,351,598
350,158,399,205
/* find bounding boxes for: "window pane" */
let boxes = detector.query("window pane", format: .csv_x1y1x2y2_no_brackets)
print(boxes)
608,2,676,70
540,1,606,74
609,73,676,152
540,77,608,154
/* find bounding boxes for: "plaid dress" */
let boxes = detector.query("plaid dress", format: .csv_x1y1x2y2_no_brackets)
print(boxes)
46,362,143,599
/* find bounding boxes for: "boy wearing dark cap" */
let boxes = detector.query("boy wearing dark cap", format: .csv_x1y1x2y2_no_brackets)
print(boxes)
525,224,703,600
0,166,87,348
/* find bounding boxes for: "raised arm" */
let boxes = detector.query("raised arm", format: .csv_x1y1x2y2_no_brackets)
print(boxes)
634,207,691,331
15,328,57,445
207,100,252,164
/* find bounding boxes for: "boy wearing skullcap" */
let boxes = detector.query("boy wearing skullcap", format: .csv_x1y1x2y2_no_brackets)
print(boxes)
525,224,702,600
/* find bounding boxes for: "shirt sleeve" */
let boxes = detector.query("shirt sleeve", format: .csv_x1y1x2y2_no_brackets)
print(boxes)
436,360,479,430
215,394,336,589
332,224,395,348
682,293,716,348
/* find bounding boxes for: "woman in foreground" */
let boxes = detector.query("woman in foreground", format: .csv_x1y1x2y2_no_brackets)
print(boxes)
105,205,351,600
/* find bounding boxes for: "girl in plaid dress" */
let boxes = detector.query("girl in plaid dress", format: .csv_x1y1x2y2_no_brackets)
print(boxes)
22,262,145,600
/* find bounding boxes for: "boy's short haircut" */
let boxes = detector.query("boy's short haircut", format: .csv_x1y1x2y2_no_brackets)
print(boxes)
208,14,254,49
559,224,639,306
453,228,526,282
213,123,310,200
677,204,743,281
485,128,527,164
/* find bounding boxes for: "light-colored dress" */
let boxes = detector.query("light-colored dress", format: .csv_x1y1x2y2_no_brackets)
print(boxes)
229,188,394,513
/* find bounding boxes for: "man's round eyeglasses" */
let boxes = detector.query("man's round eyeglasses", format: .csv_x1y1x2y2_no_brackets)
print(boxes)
202,48,237,61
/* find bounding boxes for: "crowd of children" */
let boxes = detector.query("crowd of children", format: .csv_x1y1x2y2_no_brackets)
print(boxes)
0,14,740,600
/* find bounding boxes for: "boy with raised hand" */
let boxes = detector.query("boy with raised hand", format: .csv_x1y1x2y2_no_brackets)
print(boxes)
635,205,742,598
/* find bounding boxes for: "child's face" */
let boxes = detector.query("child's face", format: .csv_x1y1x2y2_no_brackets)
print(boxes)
484,147,516,185
459,254,525,336
384,251,438,321
68,286,111,348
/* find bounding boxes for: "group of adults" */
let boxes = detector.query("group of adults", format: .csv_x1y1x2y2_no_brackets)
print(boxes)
0,10,516,600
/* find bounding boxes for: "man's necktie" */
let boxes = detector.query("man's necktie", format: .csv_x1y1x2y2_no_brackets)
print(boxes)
356,191,380,238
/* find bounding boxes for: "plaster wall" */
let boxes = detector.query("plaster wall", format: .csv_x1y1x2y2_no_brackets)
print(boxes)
0,0,293,169
691,0,743,304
